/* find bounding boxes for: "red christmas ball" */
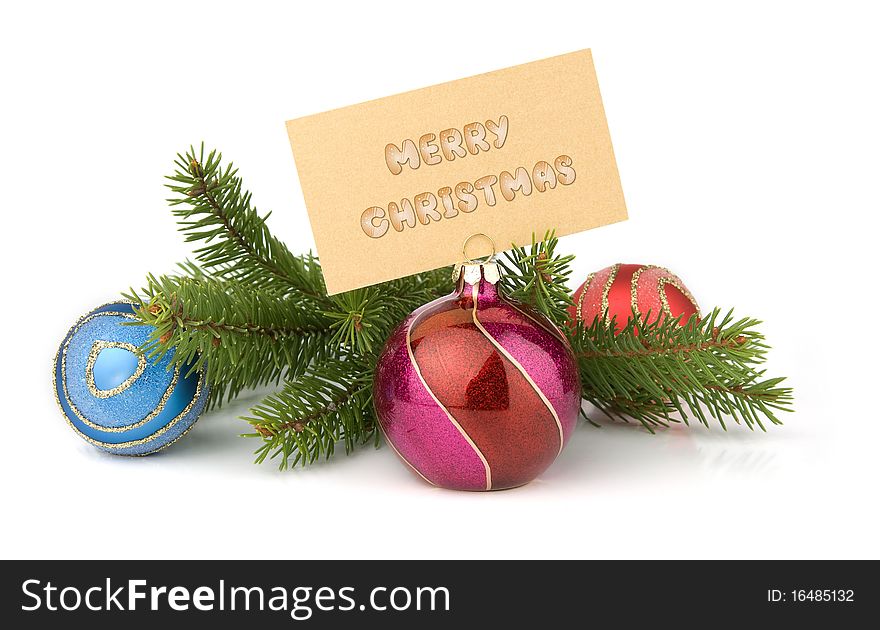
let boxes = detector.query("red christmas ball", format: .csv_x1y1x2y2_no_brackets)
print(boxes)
568,263,699,329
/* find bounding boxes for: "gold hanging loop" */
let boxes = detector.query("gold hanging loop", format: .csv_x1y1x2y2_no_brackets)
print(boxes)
461,233,497,264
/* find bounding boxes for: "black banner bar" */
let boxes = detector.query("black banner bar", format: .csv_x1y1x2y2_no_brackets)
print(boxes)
1,560,876,627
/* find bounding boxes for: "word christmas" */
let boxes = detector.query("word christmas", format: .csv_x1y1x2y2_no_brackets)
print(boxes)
360,116,576,239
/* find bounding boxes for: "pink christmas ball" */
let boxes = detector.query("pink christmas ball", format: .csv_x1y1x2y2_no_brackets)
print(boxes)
373,262,581,491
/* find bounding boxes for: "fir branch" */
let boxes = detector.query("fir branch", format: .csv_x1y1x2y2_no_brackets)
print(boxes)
324,267,452,354
239,268,452,467
499,230,574,327
242,355,376,469
134,144,796,470
166,144,328,303
573,309,793,432
166,144,452,355
124,274,336,406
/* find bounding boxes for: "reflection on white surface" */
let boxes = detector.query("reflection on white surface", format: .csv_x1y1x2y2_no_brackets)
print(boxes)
549,410,798,484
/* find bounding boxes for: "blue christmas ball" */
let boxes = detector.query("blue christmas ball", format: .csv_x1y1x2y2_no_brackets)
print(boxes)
53,300,208,455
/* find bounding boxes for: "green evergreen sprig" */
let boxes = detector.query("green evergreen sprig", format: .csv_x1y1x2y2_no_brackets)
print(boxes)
499,231,575,327
166,144,328,302
129,144,793,469
127,146,459,465
242,355,376,469
572,309,793,431
324,269,451,355
124,273,335,406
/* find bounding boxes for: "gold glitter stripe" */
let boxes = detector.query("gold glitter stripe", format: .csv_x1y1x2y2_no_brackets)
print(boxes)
51,302,132,443
53,301,205,452
85,340,147,399
601,264,620,318
405,301,493,491
60,310,178,434
630,265,699,319
629,265,647,317
471,284,565,456
575,272,595,322
657,276,700,318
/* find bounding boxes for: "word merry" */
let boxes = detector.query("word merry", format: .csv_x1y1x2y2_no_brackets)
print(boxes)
384,116,509,175
361,156,575,238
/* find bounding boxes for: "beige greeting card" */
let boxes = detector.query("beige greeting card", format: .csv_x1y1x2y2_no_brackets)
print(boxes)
286,49,626,295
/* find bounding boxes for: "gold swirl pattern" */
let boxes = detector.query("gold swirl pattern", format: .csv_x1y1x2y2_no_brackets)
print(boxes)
53,301,205,452
85,340,147,399
405,300,492,490
630,265,699,319
471,283,565,456
576,264,699,324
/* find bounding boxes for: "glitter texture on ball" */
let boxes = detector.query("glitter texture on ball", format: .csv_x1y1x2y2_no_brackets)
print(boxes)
373,262,581,491
54,300,208,455
569,263,699,330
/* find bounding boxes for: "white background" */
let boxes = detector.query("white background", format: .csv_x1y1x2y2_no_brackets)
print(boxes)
1,1,878,560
